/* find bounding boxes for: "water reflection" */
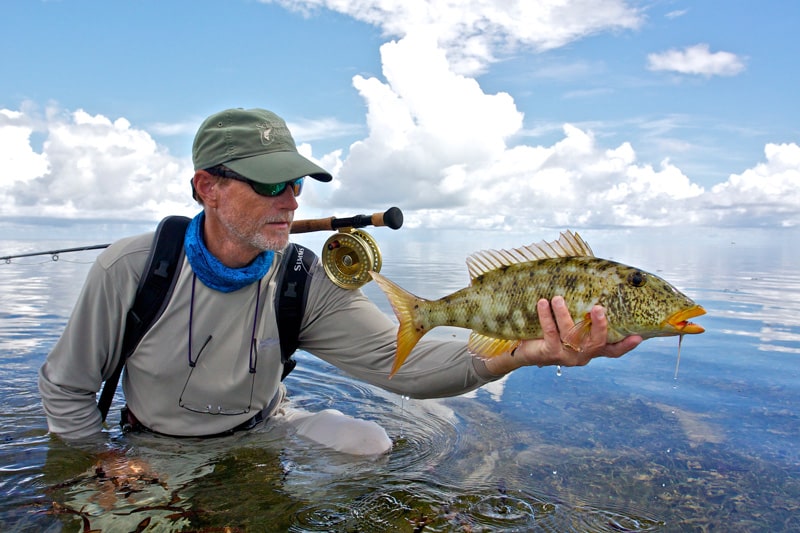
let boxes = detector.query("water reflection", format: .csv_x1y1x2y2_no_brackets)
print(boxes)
1,225,800,531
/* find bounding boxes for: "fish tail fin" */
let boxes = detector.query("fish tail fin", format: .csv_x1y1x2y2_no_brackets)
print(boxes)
370,271,427,378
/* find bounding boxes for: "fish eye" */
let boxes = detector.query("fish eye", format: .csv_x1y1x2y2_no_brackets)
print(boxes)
627,271,647,287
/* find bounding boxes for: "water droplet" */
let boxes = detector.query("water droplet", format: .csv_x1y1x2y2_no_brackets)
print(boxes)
398,395,411,437
556,366,562,377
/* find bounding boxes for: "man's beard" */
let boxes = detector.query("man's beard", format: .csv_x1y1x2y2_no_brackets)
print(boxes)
221,211,293,253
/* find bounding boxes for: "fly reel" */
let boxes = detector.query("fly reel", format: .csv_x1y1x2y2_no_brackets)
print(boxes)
322,228,383,289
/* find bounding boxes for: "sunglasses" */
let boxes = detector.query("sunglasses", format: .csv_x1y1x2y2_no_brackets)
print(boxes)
205,165,304,197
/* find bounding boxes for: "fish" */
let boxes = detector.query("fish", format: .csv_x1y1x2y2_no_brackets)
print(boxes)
370,231,705,377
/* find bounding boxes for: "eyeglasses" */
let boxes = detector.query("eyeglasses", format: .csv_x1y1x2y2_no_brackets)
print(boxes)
205,165,304,197
179,368,256,416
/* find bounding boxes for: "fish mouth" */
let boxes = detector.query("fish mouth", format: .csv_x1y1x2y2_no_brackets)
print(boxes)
665,305,706,334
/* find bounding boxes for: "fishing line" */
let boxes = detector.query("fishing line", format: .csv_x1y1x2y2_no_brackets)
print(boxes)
674,335,684,381
53,259,98,264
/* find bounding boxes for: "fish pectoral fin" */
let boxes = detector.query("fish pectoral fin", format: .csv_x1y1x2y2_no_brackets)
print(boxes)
561,318,593,352
468,332,518,359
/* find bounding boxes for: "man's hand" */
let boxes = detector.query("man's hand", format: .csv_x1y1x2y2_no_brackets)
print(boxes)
483,296,642,376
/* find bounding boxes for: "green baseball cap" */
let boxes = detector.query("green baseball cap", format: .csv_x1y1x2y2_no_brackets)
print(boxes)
192,108,333,184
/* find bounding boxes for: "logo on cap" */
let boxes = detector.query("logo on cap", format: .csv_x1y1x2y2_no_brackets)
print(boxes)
257,122,274,146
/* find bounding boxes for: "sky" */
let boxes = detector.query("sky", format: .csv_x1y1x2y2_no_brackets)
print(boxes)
1,0,799,233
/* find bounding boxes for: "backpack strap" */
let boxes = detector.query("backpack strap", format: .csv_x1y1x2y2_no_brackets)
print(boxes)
98,216,190,421
274,243,317,380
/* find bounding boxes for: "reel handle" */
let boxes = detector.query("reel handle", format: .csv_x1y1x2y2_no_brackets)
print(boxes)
291,207,403,234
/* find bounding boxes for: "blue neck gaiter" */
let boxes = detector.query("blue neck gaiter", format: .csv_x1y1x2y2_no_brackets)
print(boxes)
184,212,274,293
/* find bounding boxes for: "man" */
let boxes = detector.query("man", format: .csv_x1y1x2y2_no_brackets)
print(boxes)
38,108,641,453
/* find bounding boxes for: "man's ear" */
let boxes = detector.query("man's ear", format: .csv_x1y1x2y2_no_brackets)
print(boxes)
193,170,219,207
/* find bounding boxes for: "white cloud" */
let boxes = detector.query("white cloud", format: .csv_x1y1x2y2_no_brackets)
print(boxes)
647,43,746,77
320,28,719,229
705,143,800,227
315,21,797,230
287,117,364,142
0,107,196,221
562,87,614,100
2,104,797,230
2,1,797,230
329,30,522,210
665,9,688,20
262,0,642,75
3,24,797,230
0,109,50,182
147,120,198,136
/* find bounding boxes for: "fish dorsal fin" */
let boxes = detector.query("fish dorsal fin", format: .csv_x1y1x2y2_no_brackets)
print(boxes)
466,230,594,280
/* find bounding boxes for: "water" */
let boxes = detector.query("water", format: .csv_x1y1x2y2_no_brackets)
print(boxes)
1,222,799,532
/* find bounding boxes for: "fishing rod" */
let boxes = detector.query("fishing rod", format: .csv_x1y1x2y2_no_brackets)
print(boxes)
2,207,404,288
1,244,112,263
290,206,403,233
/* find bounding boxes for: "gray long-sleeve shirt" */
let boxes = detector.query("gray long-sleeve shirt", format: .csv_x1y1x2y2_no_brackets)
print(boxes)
39,230,498,439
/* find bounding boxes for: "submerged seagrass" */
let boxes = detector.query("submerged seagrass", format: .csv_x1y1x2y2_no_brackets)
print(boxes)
371,231,705,376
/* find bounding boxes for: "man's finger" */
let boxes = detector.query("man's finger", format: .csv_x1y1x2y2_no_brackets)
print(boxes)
537,298,558,339
602,336,643,358
587,305,609,350
550,296,575,332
